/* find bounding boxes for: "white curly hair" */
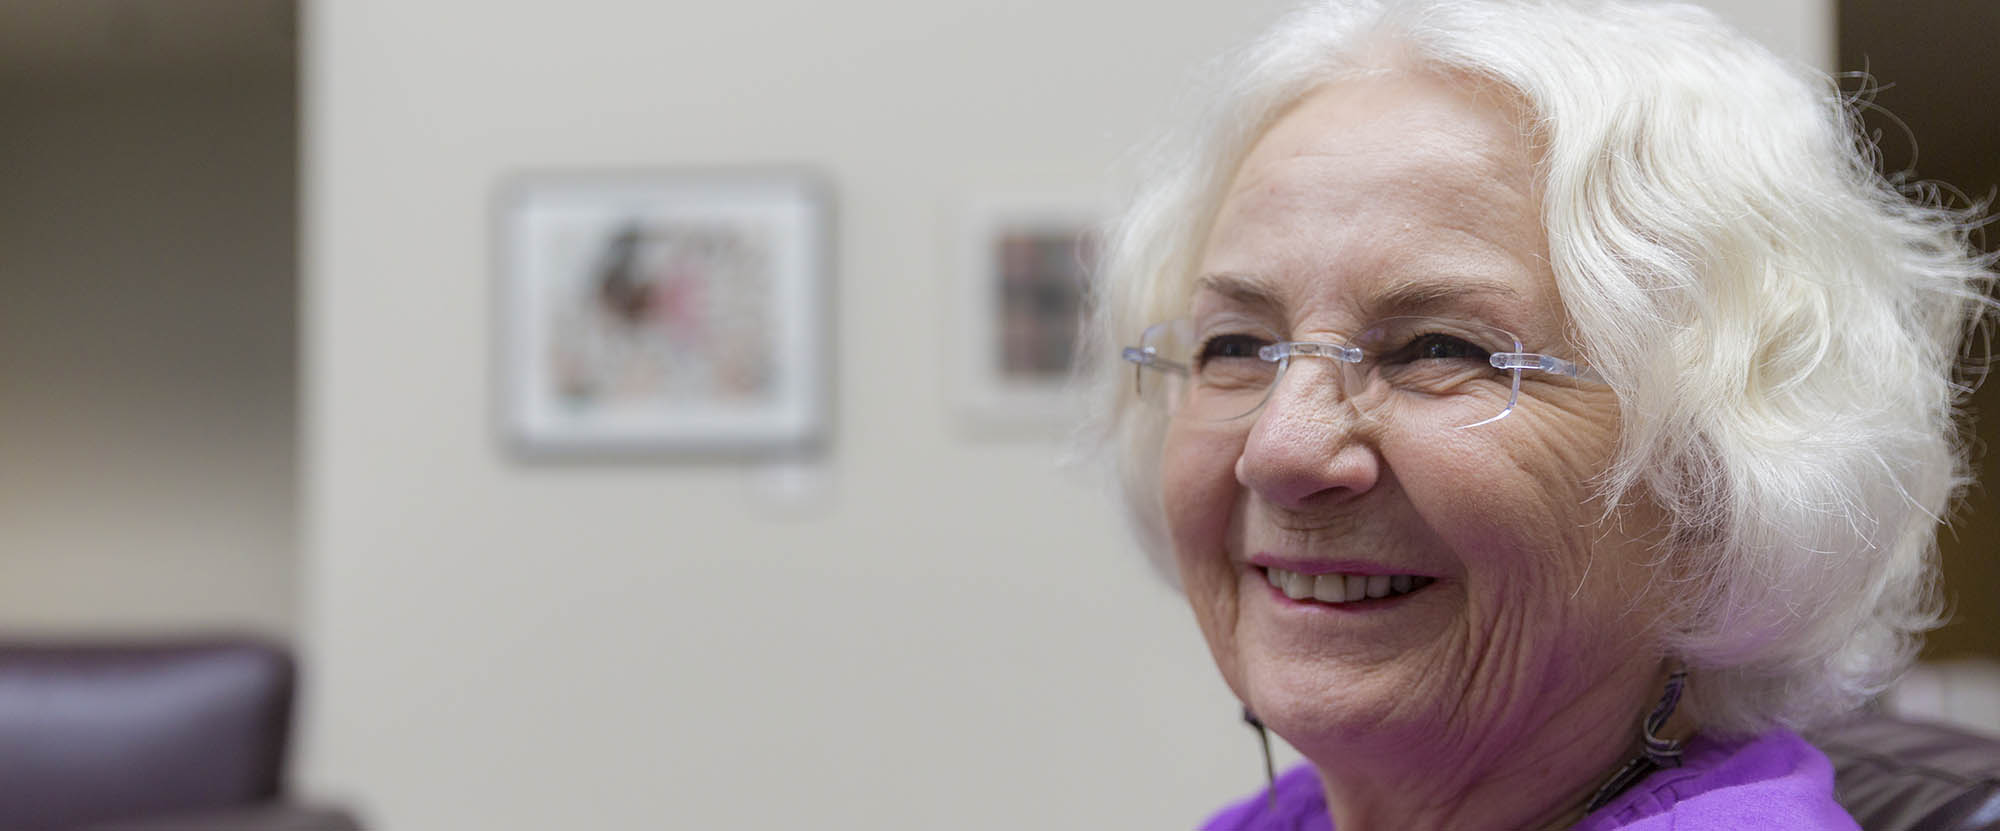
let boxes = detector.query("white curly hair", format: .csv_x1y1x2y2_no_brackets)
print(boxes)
1082,0,1995,736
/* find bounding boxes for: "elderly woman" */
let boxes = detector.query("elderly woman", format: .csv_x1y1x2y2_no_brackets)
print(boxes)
1089,1,1992,829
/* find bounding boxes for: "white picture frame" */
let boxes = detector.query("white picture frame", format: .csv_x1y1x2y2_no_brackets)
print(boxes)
953,194,1103,433
497,170,831,456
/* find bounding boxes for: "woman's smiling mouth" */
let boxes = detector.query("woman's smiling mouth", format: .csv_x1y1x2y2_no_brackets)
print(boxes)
1259,566,1438,605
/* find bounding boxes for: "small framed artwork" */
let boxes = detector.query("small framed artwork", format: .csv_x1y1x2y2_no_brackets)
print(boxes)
954,194,1102,433
497,170,831,456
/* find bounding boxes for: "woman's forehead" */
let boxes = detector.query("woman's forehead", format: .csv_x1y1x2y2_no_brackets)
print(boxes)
1231,76,1536,205
1194,75,1552,328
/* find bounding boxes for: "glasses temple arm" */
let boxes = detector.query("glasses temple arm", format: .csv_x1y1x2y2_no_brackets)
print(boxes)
1122,346,1188,375
1489,352,1605,384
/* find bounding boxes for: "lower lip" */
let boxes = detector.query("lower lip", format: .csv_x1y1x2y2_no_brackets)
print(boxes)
1257,569,1431,611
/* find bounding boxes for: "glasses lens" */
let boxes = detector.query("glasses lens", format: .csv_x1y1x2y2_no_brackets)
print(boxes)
1129,319,1282,421
1350,316,1522,428
1183,321,1282,421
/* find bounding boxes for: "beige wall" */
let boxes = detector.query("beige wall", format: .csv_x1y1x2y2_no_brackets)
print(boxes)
301,1,1832,828
0,57,297,637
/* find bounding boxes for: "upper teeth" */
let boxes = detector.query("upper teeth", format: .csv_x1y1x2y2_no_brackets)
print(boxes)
1265,567,1433,604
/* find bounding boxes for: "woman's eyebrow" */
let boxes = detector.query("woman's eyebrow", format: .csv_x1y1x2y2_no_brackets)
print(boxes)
1370,276,1521,315
1194,272,1286,311
1197,271,1522,316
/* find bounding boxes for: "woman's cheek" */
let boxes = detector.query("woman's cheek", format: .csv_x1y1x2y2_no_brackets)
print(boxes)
1162,427,1242,567
1162,427,1248,639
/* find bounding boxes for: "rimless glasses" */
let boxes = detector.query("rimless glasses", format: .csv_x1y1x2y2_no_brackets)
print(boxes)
1121,315,1604,430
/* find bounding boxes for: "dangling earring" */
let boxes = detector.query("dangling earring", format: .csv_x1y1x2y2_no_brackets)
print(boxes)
1640,669,1689,766
1584,668,1689,813
1242,706,1279,815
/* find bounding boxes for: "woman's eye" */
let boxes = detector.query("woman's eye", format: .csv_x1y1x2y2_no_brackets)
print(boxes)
1389,333,1490,363
1195,333,1269,365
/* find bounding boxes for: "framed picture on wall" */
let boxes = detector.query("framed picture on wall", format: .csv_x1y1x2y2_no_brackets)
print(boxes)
954,194,1102,433
496,170,831,456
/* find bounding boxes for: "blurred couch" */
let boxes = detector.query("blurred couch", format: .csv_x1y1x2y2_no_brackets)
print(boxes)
1814,712,2000,831
0,640,360,831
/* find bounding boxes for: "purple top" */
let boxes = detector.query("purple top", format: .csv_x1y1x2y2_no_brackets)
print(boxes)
1201,729,1859,830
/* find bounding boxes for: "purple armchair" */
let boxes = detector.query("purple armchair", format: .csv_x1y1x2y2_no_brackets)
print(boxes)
0,640,360,831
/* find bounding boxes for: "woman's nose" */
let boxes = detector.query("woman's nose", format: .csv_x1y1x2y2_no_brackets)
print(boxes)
1234,360,1381,511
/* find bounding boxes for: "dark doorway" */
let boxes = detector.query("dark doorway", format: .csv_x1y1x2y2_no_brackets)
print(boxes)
0,1,299,635
1840,1,2000,659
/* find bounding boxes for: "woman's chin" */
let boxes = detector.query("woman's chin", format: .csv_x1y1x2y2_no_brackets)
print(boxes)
1241,660,1425,757
1228,570,1463,757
